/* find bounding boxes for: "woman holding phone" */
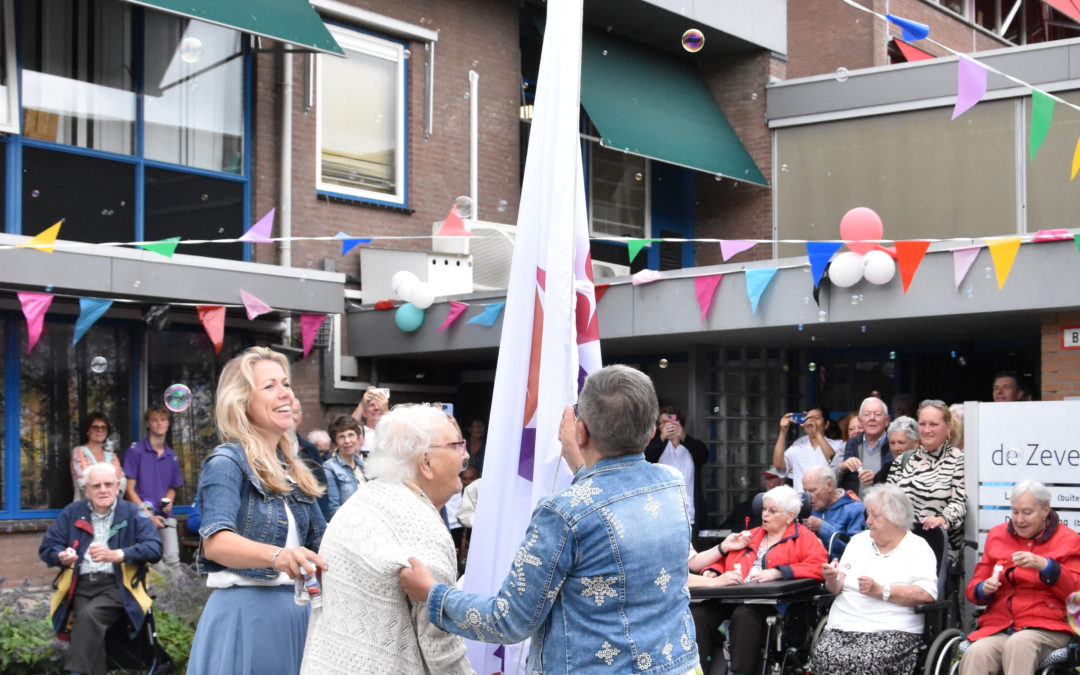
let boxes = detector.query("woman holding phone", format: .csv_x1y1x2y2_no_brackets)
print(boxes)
645,405,710,539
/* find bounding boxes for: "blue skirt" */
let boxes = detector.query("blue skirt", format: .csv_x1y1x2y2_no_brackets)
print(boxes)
187,585,310,675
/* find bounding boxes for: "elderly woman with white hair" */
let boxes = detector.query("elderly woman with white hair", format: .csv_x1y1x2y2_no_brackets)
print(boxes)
872,416,919,484
690,484,826,674
959,480,1080,675
301,404,474,675
811,484,938,674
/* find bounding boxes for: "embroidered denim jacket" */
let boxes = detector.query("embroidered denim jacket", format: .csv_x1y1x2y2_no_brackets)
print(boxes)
322,454,363,520
196,442,326,579
428,453,699,674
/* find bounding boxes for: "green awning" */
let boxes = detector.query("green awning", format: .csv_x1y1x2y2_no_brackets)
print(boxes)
580,29,767,187
124,0,344,55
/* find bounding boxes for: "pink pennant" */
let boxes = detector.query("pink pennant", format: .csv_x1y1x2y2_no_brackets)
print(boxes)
438,301,469,334
240,208,275,243
300,314,328,358
436,206,474,237
631,269,662,285
1033,229,1071,242
952,58,987,120
720,240,756,262
694,274,723,323
952,246,981,291
239,289,273,320
18,291,53,353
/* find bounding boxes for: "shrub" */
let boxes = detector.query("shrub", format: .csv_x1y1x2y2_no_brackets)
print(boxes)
0,578,65,675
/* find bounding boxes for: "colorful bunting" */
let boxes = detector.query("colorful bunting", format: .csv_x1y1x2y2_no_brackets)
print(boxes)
886,14,930,41
435,206,474,237
16,220,63,253
300,313,327,357
627,239,656,263
952,58,987,120
138,236,181,258
895,240,931,293
594,284,610,302
240,208,275,243
196,305,226,354
720,240,756,262
240,289,273,320
806,242,843,287
694,274,723,323
745,268,778,314
73,298,113,345
335,232,371,256
631,269,662,285
437,301,469,333
1030,90,1055,162
986,236,1022,289
17,291,53,352
1033,229,1071,242
373,300,397,310
894,39,933,62
1075,234,1080,258
951,246,981,291
466,301,506,327
1072,137,1080,180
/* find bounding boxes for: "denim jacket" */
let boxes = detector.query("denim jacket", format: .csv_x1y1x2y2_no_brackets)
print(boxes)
196,442,326,579
322,454,363,520
428,453,699,674
811,492,866,558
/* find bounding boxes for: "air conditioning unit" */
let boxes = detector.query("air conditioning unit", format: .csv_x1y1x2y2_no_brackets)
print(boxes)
591,260,631,280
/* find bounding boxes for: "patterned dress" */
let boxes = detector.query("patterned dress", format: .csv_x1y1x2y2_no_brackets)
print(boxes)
70,445,126,501
887,441,966,560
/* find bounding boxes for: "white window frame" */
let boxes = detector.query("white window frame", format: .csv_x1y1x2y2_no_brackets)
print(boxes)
0,0,20,134
585,134,652,239
315,23,407,207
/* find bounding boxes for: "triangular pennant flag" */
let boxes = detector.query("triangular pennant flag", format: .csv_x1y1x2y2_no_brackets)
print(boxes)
745,268,778,314
239,208,275,243
951,246,981,291
73,298,114,345
17,291,53,353
986,236,1022,289
1075,234,1080,258
436,206,474,237
138,236,181,258
894,240,931,293
694,274,723,323
952,58,987,120
894,39,933,62
373,300,396,311
1030,90,1055,162
335,232,371,256
720,240,756,262
886,13,930,41
465,301,505,327
594,284,611,303
239,289,273,320
16,220,63,253
438,301,469,333
196,305,226,354
1072,136,1080,180
300,314,328,358
631,269,662,285
627,239,655,264
1033,229,1071,242
806,242,843,288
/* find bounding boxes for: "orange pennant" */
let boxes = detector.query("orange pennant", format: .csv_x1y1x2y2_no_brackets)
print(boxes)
894,240,931,293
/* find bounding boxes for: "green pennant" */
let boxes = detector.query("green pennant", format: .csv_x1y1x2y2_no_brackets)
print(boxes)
139,236,181,258
627,238,655,263
1074,234,1080,258
1030,90,1055,162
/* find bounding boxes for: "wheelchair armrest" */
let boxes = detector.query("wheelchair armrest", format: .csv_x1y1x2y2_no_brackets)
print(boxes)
913,600,951,616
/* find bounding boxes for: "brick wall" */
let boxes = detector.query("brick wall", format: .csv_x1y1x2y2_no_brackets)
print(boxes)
1,523,54,587
1042,312,1080,400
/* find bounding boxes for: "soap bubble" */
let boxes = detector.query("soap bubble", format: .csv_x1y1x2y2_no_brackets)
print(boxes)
601,49,608,56
797,323,804,331
958,356,967,366
808,362,817,372
751,92,758,100
1007,448,1020,464
950,350,957,358
179,37,204,64
984,266,993,278
90,356,108,374
966,286,975,299
803,296,810,305
454,196,473,219
738,475,749,488
871,390,879,397
681,28,704,53
834,67,849,82
45,284,53,292
634,172,643,181
860,325,867,333
889,351,897,360
713,406,720,413
658,358,669,369
164,383,193,412
30,189,39,198
781,164,789,173
851,294,860,305
782,364,790,371
817,310,827,322
496,199,508,213
200,193,209,201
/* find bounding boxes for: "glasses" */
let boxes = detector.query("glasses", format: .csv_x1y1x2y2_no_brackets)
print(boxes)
431,439,467,453
89,424,108,431
88,481,117,490
860,412,886,420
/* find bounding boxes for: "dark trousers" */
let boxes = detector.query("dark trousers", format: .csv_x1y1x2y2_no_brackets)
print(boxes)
67,573,125,675
692,601,775,674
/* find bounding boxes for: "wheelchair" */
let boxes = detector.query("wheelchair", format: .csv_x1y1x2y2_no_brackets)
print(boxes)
103,564,175,674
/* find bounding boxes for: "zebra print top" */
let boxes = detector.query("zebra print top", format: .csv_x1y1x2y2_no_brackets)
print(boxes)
887,441,967,560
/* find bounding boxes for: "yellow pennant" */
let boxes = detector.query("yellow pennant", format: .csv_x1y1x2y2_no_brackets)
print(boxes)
15,220,63,253
1073,136,1080,180
986,236,1021,289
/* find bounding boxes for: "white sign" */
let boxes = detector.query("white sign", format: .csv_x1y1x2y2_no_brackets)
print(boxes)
978,484,1080,508
1063,325,1080,349
976,402,1080,484
978,508,1080,531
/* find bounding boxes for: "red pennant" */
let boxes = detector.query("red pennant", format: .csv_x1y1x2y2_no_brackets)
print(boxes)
436,207,474,237
594,284,610,302
197,305,226,354
894,241,931,293
374,300,396,311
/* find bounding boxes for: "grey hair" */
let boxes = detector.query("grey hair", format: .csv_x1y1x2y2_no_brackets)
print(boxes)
578,364,659,456
82,462,119,484
803,464,837,488
306,429,331,446
364,404,454,483
1010,480,1051,507
763,484,802,517
859,397,889,418
887,416,918,442
862,484,913,529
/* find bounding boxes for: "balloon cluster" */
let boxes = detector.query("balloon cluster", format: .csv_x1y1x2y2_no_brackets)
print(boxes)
830,207,897,288
391,271,436,332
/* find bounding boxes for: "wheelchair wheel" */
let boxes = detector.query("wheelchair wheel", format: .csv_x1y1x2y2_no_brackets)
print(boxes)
923,628,964,675
809,614,828,653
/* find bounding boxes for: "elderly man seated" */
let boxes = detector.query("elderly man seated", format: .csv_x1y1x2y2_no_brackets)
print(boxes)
801,465,865,558
40,463,162,675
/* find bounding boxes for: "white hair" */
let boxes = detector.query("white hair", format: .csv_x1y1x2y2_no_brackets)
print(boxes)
862,484,913,529
306,429,331,446
1011,480,1051,507
363,405,453,483
763,484,802,516
803,464,837,488
859,397,889,418
82,462,119,484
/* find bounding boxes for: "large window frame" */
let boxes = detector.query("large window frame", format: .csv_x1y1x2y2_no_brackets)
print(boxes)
315,22,408,208
0,0,19,134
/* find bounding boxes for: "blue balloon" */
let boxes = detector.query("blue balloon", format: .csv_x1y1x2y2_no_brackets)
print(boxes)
395,303,425,332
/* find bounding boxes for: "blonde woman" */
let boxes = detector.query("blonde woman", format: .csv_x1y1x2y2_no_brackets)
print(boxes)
188,347,328,674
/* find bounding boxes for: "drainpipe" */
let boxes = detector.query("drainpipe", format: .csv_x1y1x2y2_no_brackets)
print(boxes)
469,70,479,217
281,51,294,339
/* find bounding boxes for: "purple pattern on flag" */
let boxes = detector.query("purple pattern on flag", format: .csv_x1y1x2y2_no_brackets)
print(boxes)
517,427,536,481
578,365,587,394
493,645,505,669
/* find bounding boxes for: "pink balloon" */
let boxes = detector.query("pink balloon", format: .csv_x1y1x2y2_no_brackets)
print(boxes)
840,207,884,255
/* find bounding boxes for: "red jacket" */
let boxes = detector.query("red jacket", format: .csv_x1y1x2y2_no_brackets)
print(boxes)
704,521,826,581
966,511,1080,641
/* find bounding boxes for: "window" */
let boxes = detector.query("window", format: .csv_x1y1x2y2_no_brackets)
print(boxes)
316,23,407,207
587,136,650,239
145,168,244,259
0,0,18,134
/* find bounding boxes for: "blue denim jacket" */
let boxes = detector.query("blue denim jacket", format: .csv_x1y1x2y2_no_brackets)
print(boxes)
196,442,326,579
428,453,699,674
322,454,363,520
811,491,866,558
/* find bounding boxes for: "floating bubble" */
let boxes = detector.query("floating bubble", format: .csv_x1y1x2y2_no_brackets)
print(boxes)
713,406,720,413
797,323,804,331
958,356,967,366
966,285,975,299
1006,448,1020,464
751,92,758,101
681,28,704,53
601,49,608,56
810,336,816,342
471,60,479,67
714,175,722,182
31,189,39,198
738,475,749,488
497,199,508,213
464,91,470,99
45,284,53,292
90,356,108,374
861,325,867,333
634,172,643,182
889,351,897,360
834,67,849,82
871,390,879,398
375,113,384,123
164,383,193,412
808,362,817,372
984,266,993,278
817,310,827,322
606,25,613,32
179,36,204,64
200,193,209,201
120,200,126,207
803,296,810,305
453,195,474,219
782,364,790,372
781,164,789,173
851,294,860,305
658,358,669,369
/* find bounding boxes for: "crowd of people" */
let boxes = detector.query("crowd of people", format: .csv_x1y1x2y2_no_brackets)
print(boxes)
38,357,1080,675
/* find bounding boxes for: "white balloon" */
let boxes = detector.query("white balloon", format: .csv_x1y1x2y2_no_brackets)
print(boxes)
397,277,419,302
862,250,896,285
411,282,436,309
391,270,419,296
829,251,864,288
